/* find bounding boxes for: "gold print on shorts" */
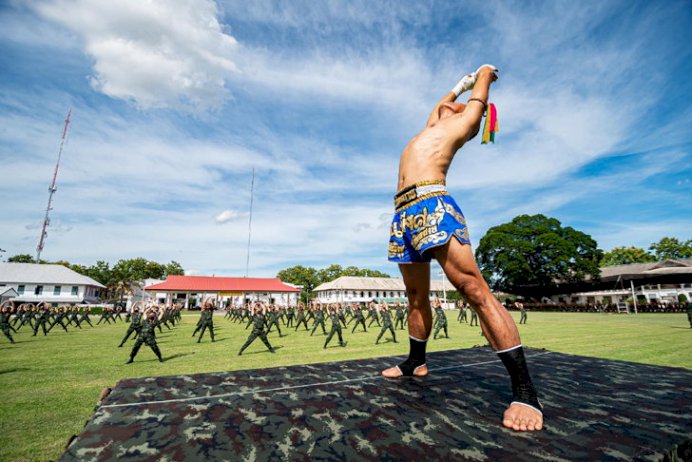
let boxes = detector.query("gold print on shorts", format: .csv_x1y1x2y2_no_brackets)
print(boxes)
410,199,449,250
443,201,465,225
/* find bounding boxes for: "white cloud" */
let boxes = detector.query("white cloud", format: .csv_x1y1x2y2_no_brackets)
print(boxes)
215,209,244,224
32,0,239,110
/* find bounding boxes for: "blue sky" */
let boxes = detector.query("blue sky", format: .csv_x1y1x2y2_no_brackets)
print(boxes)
0,0,690,278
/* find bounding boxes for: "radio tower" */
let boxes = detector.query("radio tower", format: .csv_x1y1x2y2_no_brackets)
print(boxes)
36,109,71,262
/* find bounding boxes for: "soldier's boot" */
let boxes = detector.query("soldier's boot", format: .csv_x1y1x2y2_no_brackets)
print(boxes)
210,329,215,342
392,330,398,343
127,343,142,364
261,336,275,353
152,345,164,362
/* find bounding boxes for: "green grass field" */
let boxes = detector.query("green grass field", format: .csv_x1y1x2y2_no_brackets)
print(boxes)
1,311,690,462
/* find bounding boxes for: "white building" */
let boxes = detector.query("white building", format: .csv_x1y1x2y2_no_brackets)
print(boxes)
313,276,453,305
547,259,692,305
0,262,106,305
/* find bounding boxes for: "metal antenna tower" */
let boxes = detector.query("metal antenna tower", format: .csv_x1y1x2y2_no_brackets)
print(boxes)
36,109,71,262
245,168,255,277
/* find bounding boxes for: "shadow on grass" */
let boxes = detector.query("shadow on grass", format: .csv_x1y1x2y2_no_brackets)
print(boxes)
0,367,30,375
241,345,285,356
670,326,692,329
164,352,197,361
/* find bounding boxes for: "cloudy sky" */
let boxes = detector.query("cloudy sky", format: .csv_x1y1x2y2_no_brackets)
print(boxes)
1,0,690,278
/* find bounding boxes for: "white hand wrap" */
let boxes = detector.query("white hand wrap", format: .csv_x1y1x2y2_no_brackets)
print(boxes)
451,64,499,96
451,72,476,96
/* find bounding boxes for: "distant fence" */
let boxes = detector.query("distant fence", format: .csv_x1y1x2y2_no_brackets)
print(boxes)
517,303,689,313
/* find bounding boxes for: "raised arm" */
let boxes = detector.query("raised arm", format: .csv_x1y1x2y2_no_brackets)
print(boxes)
449,65,499,145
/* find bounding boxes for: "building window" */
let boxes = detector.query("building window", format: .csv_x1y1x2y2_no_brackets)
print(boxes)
18,285,25,295
72,286,79,296
54,286,61,295
35,285,43,295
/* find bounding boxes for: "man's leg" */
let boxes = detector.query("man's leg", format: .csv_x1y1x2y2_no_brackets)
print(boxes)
434,238,542,432
382,263,432,378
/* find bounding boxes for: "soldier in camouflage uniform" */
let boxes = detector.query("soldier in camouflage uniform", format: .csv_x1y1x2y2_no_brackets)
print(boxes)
457,300,468,323
266,305,284,337
366,301,381,327
285,305,296,327
687,301,692,328
375,302,398,344
126,310,164,363
516,301,527,324
0,302,16,343
238,303,275,355
33,302,50,336
294,303,310,331
47,306,70,333
196,301,215,343
433,300,449,339
118,304,142,347
310,305,327,336
394,302,407,330
79,306,94,327
351,305,367,333
323,304,346,349
469,306,479,326
96,308,112,325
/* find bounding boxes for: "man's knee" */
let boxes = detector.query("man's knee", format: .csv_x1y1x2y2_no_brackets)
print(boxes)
456,275,487,307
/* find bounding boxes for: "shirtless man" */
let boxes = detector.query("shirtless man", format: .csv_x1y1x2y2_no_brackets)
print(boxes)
382,65,543,432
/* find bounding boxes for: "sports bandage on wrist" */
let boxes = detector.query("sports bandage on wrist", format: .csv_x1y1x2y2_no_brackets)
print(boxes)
451,72,477,96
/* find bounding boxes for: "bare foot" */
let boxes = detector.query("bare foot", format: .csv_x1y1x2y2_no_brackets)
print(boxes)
381,364,428,378
502,402,543,431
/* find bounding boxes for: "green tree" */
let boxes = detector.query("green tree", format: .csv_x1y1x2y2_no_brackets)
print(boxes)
476,214,602,292
649,237,692,260
277,265,320,303
7,254,36,263
601,246,656,266
164,260,185,276
317,264,344,283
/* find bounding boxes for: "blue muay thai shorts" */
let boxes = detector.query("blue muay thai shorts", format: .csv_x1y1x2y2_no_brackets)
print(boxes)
388,180,471,264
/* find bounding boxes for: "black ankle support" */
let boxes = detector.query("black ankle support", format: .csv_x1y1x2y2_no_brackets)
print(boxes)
397,336,427,376
497,346,542,411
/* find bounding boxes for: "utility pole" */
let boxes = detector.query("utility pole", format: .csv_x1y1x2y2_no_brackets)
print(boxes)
36,110,71,262
245,168,255,277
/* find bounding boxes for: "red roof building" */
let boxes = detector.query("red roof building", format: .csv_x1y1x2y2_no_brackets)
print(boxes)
144,275,300,308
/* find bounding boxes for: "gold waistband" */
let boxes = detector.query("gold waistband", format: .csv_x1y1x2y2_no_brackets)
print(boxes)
394,179,447,210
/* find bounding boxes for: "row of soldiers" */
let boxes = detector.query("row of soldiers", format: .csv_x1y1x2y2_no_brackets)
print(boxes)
0,301,106,342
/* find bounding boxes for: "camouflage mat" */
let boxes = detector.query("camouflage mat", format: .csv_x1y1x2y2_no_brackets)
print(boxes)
62,347,692,461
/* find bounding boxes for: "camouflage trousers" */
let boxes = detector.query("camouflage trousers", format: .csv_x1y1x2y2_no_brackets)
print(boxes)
324,326,344,348
1,326,14,343
239,329,273,354
311,320,326,336
433,323,448,339
376,324,397,344
197,323,215,342
130,337,162,361
119,326,140,346
351,319,367,333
